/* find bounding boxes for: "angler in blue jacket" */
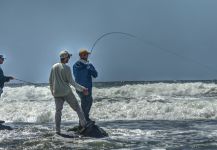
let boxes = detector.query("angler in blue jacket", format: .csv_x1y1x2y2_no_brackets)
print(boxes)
0,55,14,97
73,49,98,123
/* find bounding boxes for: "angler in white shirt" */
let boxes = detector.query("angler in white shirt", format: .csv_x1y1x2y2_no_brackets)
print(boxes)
49,50,90,134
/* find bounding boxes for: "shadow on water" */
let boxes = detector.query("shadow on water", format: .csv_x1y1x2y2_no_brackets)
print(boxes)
0,120,217,149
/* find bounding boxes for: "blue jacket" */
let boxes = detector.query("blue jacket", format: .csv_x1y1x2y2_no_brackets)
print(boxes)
0,67,10,89
73,60,98,94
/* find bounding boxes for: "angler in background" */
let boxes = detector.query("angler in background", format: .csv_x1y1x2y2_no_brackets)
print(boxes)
49,50,91,134
0,55,14,97
73,49,98,125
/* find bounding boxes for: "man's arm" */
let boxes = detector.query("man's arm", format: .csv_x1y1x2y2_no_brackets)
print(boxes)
67,67,87,92
4,76,13,82
0,69,11,83
49,68,54,95
87,63,98,78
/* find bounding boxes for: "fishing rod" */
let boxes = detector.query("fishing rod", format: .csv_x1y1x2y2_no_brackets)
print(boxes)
90,31,217,75
90,32,136,53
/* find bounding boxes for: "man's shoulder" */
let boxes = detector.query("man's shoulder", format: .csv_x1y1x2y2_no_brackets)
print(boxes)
62,64,71,71
52,63,61,68
52,63,71,71
73,60,80,66
73,60,84,68
52,63,67,70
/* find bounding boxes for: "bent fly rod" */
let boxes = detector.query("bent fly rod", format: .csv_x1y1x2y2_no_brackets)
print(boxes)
89,31,217,75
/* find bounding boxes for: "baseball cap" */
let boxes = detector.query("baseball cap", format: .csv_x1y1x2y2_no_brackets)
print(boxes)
79,49,91,55
59,50,72,59
0,55,5,59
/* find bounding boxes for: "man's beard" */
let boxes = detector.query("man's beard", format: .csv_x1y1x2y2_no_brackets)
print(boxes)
82,58,88,61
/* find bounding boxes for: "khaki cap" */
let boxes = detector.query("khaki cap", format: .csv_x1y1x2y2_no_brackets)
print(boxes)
79,49,91,55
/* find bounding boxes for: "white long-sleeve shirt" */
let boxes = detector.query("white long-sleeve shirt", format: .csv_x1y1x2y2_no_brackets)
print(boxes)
49,63,85,97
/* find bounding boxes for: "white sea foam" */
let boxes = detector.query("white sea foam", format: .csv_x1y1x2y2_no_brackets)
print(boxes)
0,82,217,122
93,82,217,98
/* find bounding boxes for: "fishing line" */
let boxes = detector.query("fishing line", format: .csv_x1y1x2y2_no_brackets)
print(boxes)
14,78,41,86
13,32,217,85
90,31,217,76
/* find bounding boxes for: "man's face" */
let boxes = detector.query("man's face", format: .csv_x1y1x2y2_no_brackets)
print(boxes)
65,55,71,63
80,53,89,60
0,58,4,64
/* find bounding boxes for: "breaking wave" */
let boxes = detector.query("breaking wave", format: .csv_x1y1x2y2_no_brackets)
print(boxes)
0,82,217,122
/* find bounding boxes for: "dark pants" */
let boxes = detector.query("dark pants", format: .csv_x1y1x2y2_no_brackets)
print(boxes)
77,91,93,122
0,88,2,97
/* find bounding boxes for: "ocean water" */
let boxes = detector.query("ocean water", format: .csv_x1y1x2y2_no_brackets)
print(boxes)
1,81,217,149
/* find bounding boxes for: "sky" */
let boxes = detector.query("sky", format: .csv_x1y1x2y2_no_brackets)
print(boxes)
1,0,217,83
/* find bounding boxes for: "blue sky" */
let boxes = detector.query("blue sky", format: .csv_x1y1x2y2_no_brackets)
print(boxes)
1,0,217,82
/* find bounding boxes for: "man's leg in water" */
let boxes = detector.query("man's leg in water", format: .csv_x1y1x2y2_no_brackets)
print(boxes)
54,97,65,133
0,88,3,97
65,91,87,127
77,92,93,122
